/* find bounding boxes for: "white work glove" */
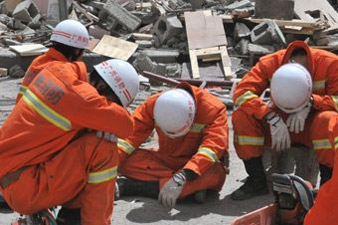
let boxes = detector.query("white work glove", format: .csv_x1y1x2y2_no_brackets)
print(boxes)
158,173,186,209
286,103,311,134
96,131,117,143
267,114,291,151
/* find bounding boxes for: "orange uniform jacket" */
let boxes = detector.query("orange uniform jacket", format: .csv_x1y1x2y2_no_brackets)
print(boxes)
118,83,228,176
16,48,88,103
233,41,338,119
0,61,134,178
304,116,338,225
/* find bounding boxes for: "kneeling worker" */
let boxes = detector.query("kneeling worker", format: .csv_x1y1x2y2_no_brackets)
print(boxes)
117,83,228,208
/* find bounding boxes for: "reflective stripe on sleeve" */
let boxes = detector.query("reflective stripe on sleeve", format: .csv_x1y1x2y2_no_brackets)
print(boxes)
197,147,219,163
19,85,28,95
312,80,325,91
88,166,117,184
22,88,71,131
235,135,265,146
331,96,338,111
313,139,332,150
235,91,259,107
190,123,206,133
117,139,135,155
334,136,338,150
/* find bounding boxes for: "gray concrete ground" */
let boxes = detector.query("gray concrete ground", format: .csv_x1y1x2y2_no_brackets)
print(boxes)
0,77,274,224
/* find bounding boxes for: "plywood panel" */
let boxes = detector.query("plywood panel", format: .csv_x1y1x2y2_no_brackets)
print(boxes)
185,11,227,50
92,35,138,60
9,44,48,56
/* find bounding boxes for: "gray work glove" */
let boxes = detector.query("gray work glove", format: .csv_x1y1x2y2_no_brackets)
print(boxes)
158,172,186,209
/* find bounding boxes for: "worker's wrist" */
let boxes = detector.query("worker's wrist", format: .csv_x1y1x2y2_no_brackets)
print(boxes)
264,111,277,121
173,172,187,187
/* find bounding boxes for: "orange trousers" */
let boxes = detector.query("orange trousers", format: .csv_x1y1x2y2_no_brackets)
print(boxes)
119,149,226,198
232,109,336,168
1,133,117,225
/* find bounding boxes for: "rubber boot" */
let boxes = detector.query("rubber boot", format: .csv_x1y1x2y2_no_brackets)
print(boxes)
319,164,333,186
194,190,207,204
56,207,81,225
115,177,160,199
231,157,268,200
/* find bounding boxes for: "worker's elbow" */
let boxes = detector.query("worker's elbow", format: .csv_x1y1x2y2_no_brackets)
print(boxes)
119,117,134,138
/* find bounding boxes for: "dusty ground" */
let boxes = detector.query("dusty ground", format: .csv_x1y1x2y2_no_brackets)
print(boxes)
0,77,274,225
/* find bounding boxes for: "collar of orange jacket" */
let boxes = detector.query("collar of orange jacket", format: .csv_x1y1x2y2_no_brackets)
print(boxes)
281,41,313,74
45,48,69,62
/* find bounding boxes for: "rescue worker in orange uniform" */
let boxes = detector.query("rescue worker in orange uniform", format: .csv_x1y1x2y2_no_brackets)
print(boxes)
116,83,228,208
304,116,338,225
16,19,89,103
231,40,338,201
0,20,140,225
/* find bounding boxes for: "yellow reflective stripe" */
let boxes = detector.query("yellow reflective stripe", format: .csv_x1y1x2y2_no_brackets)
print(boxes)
117,139,135,155
19,85,27,95
22,88,71,131
190,123,206,133
313,139,332,150
313,80,325,91
235,91,259,107
331,96,338,111
236,135,265,146
88,166,117,184
334,136,338,150
197,147,218,163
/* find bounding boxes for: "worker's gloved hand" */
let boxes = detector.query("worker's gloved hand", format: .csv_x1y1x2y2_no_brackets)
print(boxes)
286,103,311,134
266,113,291,151
158,172,186,209
96,131,117,143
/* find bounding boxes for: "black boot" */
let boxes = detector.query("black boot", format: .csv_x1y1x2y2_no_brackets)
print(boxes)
116,176,159,199
319,164,333,186
231,157,268,200
56,207,81,225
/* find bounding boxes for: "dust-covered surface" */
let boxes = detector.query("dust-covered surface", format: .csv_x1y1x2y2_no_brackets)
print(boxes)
0,77,274,224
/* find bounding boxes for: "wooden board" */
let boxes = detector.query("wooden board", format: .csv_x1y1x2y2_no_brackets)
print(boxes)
9,44,48,56
245,18,316,28
185,11,227,50
92,35,138,60
189,46,232,79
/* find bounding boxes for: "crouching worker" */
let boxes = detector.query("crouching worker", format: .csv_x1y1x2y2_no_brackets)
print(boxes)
116,83,228,209
0,58,139,225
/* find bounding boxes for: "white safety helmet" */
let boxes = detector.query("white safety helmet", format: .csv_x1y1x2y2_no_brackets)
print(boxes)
94,59,139,107
50,19,89,49
271,63,312,113
154,89,196,138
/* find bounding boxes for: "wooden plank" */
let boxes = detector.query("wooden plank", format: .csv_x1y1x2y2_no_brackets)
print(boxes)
135,2,152,9
189,50,200,79
185,11,227,50
220,46,232,78
92,35,138,60
9,44,48,56
245,18,316,28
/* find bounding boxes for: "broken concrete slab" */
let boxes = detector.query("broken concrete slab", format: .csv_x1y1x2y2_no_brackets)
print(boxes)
225,0,253,11
234,22,251,40
13,0,39,23
152,15,183,47
168,0,192,10
251,21,286,47
248,43,275,55
235,39,250,55
103,0,141,32
255,0,295,20
138,49,180,63
0,68,8,77
9,65,25,78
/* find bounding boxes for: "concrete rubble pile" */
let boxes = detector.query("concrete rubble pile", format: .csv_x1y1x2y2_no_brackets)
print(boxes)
0,0,337,108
